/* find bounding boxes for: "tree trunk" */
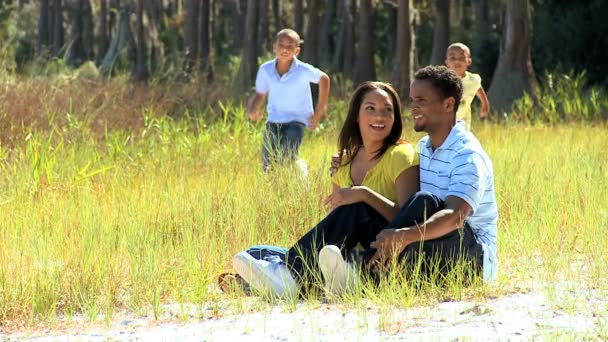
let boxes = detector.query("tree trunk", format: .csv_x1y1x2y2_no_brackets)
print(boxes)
294,0,303,35
37,0,50,54
488,0,538,113
144,1,164,74
234,0,258,92
258,0,271,52
132,0,148,83
429,0,450,65
473,0,489,51
64,0,83,65
108,0,118,43
353,0,375,85
451,0,463,26
391,0,414,100
53,0,64,56
332,0,355,74
271,0,283,34
386,1,397,64
319,0,336,68
64,0,93,66
100,5,136,77
81,0,94,61
183,0,200,75
99,0,109,60
199,0,214,81
232,0,247,53
303,0,321,65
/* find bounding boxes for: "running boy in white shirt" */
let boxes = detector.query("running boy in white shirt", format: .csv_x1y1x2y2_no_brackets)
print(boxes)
247,28,330,171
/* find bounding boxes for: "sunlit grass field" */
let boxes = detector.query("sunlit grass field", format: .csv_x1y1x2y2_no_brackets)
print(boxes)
0,80,607,329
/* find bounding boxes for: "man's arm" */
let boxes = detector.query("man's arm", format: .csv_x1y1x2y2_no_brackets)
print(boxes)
369,195,472,265
247,92,267,121
309,72,330,130
476,87,490,119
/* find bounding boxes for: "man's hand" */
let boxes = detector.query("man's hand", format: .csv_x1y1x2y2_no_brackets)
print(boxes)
480,110,489,120
323,187,363,209
330,152,341,176
368,228,413,268
247,111,263,121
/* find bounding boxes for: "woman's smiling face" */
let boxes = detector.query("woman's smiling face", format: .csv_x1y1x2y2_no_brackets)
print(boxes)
357,88,395,144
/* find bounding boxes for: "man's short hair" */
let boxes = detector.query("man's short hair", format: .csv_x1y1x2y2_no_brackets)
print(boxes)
275,28,302,46
414,65,463,115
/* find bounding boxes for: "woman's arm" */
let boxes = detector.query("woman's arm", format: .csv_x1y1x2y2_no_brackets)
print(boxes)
357,165,419,220
324,166,419,221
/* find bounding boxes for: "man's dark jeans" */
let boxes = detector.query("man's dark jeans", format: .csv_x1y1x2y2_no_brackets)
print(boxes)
285,191,484,287
262,121,306,171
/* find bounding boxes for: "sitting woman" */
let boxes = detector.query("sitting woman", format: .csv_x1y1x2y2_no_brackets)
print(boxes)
233,81,419,298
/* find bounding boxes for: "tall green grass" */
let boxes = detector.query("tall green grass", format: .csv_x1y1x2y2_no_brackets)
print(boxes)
0,82,607,328
510,71,608,123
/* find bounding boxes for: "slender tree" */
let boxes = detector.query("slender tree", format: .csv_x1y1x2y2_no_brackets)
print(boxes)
294,0,303,34
333,0,355,74
199,0,214,80
183,0,200,75
132,0,148,82
386,1,397,64
100,5,136,77
271,0,283,32
391,0,415,100
429,0,450,65
232,0,247,53
37,0,50,54
319,0,337,68
98,0,109,60
472,0,489,57
64,0,83,65
258,0,271,51
234,0,259,91
53,0,64,55
303,0,321,65
353,0,376,84
488,0,538,113
81,0,93,60
144,1,164,74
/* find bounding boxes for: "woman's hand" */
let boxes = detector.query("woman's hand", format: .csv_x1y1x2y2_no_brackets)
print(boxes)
323,187,365,209
329,153,341,176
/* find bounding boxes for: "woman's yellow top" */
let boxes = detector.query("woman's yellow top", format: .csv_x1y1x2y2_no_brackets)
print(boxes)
331,143,419,203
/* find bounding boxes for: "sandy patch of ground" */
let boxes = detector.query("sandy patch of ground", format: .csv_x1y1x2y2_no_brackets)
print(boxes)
3,286,607,341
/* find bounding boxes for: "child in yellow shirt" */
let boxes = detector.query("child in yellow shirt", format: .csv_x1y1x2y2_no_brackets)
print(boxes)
445,42,490,130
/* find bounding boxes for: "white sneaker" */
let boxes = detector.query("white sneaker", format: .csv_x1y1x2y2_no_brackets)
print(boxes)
319,245,358,297
232,251,298,299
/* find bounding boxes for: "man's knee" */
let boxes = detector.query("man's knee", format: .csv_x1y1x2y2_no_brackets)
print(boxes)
407,191,443,217
388,192,444,228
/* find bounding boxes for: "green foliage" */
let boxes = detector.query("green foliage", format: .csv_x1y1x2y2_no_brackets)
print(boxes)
510,71,608,123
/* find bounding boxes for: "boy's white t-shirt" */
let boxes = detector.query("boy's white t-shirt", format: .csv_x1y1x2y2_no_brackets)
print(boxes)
255,58,323,125
456,71,482,130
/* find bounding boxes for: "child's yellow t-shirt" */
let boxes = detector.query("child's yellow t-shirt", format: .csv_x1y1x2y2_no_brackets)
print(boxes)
331,143,419,203
457,71,482,130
